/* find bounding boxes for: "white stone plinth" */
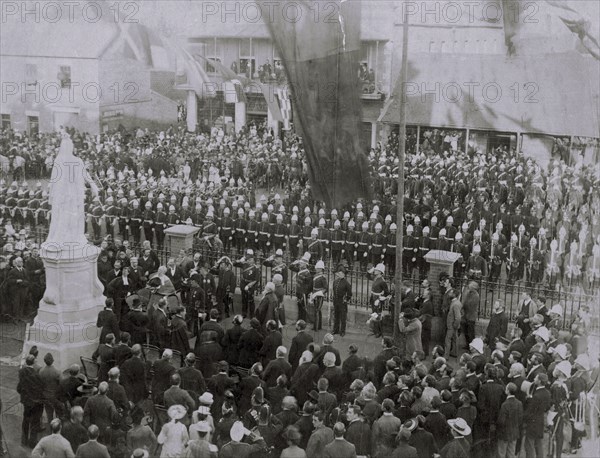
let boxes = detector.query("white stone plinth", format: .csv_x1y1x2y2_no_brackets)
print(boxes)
23,242,105,372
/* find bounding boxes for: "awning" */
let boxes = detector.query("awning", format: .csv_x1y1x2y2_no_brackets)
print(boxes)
379,52,600,138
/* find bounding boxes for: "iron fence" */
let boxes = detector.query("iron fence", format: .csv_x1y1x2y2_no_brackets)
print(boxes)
17,227,600,332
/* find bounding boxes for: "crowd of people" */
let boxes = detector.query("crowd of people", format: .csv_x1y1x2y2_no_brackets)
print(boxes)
2,119,600,306
15,287,596,458
1,119,599,456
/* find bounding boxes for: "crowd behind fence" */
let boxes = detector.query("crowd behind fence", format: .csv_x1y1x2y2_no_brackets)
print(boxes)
27,229,599,333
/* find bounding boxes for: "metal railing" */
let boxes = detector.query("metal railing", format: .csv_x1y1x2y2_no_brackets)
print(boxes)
18,227,600,332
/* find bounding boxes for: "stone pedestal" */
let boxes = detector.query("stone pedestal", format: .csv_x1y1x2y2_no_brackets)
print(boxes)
424,250,461,299
165,225,201,254
424,250,461,346
23,243,105,372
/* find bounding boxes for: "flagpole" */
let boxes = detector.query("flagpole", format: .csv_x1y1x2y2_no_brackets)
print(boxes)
393,1,409,344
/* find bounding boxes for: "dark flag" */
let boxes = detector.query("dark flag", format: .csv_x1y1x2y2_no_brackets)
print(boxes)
259,0,371,208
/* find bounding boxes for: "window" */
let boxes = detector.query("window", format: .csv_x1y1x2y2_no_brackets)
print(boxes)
441,41,447,53
203,40,223,74
25,63,38,87
239,39,255,78
58,65,71,88
28,116,39,135
429,41,436,52
1,114,11,129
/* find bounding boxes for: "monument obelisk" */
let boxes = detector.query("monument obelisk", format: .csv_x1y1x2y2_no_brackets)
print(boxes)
23,133,105,371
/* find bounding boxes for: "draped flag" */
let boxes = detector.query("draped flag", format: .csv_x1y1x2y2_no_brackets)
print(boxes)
276,87,291,130
195,55,248,103
501,0,600,59
545,0,600,60
259,0,371,207
168,42,216,98
257,83,284,122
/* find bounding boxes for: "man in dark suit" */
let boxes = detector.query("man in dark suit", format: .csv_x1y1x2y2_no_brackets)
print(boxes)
151,349,177,404
179,353,206,397
150,298,170,349
170,306,191,357
207,360,236,420
96,298,120,345
138,248,158,278
106,367,130,416
315,333,342,370
166,257,185,291
75,425,110,457
113,332,132,367
105,265,134,320
92,334,116,383
344,405,371,456
123,298,149,345
58,364,84,407
497,382,523,458
119,344,147,404
476,366,505,443
325,422,356,458
524,373,551,458
289,320,313,372
262,346,292,387
332,266,352,336
163,373,195,414
239,363,267,415
373,337,399,389
82,382,118,444
259,320,283,368
17,355,44,447
7,256,30,319
291,351,320,407
198,308,225,344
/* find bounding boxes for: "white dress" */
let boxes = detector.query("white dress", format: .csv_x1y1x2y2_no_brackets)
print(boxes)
157,420,189,458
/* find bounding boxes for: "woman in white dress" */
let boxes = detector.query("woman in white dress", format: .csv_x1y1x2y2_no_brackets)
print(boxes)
157,405,189,457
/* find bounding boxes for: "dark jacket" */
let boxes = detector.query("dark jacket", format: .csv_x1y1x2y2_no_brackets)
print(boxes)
119,355,147,404
237,328,264,369
263,357,293,387
524,386,551,438
477,380,505,426
497,396,523,442
345,419,371,456
289,331,313,371
97,308,120,343
409,427,438,458
260,330,283,367
291,362,320,406
221,324,245,366
151,358,176,402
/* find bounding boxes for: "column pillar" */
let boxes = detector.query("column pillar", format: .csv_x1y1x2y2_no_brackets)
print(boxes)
235,101,246,133
186,90,197,133
371,122,377,149
268,106,280,139
424,250,461,346
165,225,201,255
